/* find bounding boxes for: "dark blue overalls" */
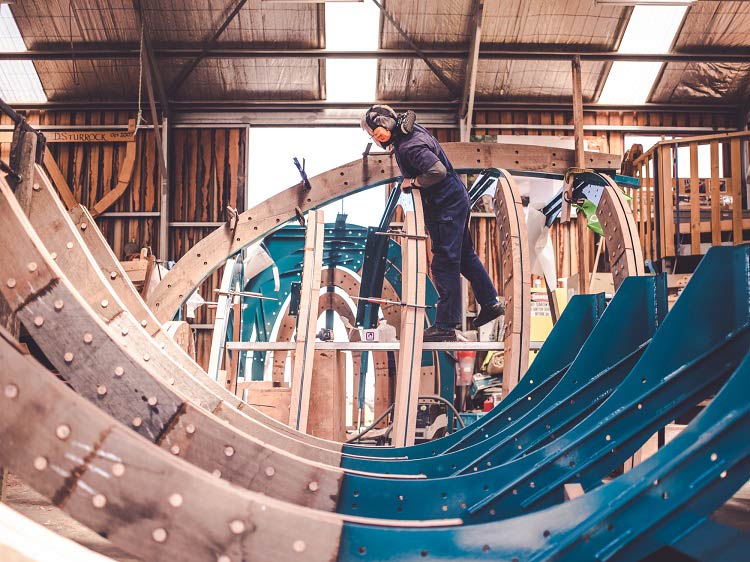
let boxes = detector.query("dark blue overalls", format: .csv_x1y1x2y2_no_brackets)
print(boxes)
393,125,498,328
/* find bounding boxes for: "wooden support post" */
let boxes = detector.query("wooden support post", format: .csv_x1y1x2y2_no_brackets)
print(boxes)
731,138,744,243
710,141,722,246
308,350,346,441
689,143,701,255
158,116,169,262
645,160,653,260
12,130,38,216
392,191,427,448
658,145,676,258
289,210,325,432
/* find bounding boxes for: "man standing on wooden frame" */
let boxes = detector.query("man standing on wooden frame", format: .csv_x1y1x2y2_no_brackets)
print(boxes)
361,105,503,342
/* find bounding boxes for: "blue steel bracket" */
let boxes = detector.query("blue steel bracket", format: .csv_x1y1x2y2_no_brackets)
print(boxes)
338,351,750,561
343,275,661,477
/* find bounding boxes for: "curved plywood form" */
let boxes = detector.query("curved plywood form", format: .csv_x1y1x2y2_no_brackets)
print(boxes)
0,503,114,562
494,170,531,394
149,143,617,322
0,176,366,507
597,175,646,290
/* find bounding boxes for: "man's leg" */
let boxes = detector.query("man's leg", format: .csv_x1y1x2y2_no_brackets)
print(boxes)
428,219,464,329
459,217,498,307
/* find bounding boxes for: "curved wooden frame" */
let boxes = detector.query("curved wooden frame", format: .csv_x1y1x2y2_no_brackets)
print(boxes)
148,143,617,322
598,175,646,290
0,176,361,510
494,170,531,394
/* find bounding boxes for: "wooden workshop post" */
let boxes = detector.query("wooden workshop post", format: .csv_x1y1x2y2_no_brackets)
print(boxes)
392,191,427,448
289,210,325,432
689,143,701,255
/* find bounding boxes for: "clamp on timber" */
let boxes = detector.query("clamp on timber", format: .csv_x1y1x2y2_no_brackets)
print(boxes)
225,205,239,236
294,206,306,227
374,229,429,241
214,289,278,302
351,295,432,309
293,156,312,191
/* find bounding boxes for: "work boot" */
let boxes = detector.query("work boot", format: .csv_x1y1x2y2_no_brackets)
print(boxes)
473,301,505,329
423,325,457,342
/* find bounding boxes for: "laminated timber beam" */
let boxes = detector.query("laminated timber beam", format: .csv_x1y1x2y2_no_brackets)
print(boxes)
0,310,749,561
493,170,531,394
26,165,375,473
290,210,325,432
391,191,427,448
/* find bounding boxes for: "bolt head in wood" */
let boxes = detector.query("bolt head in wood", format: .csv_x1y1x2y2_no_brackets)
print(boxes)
170,445,180,455
147,396,158,406
264,466,275,477
101,299,108,308
169,493,183,508
56,424,71,440
83,333,93,344
110,271,118,279
33,456,48,471
185,424,196,434
112,463,125,477
293,540,306,553
63,352,74,363
4,384,18,399
224,446,234,457
33,316,44,327
114,366,124,377
97,385,107,396
229,520,245,534
92,494,107,508
152,528,167,543
54,300,64,310
132,416,142,428
6,278,16,288
27,262,37,272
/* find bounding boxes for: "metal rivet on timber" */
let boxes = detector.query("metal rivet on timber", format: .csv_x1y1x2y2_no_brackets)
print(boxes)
64,352,74,363
308,481,319,492
33,183,40,191
141,320,148,327
710,453,718,462
112,463,125,477
229,520,245,534
264,466,275,477
186,423,196,435
217,556,231,562
33,456,48,471
110,272,117,279
167,377,175,385
80,222,87,230
170,445,180,455
224,446,235,457
66,242,73,249
152,528,167,543
143,354,150,362
96,385,107,396
56,424,71,440
148,396,158,406
720,471,727,478
114,366,124,377
6,278,16,288
212,469,221,478
83,333,93,344
121,327,128,336
132,416,143,428
92,494,107,508
50,252,57,260
27,262,37,272
4,384,18,399
293,540,306,553
169,493,183,507
605,434,611,441
101,299,108,308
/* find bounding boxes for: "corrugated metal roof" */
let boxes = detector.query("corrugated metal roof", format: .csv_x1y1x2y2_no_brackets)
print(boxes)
9,0,323,101
377,0,627,102
651,1,750,102
2,0,749,106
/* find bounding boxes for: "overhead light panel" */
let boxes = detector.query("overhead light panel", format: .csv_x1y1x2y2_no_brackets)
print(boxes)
598,4,687,105
0,5,46,103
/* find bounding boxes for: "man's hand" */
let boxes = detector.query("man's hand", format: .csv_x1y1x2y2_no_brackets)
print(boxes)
401,178,420,193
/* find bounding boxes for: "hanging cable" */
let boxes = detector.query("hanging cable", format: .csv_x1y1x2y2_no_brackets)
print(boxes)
135,23,145,133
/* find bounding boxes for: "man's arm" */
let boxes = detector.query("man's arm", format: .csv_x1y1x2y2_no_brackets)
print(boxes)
412,160,447,188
